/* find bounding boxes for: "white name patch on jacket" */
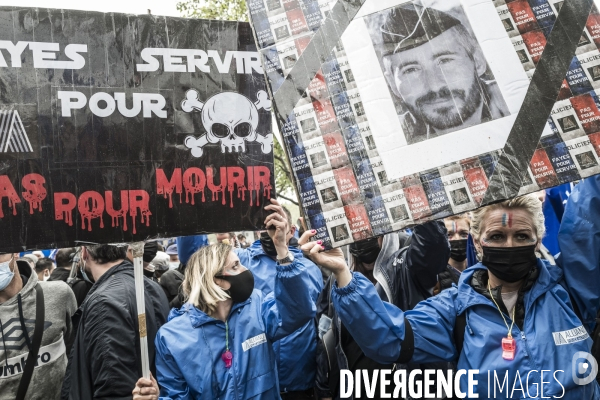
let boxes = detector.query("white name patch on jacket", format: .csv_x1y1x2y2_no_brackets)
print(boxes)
242,333,267,352
552,326,589,346
0,335,65,379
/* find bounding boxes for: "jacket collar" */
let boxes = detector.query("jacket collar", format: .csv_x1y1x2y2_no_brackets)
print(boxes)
86,260,132,297
456,258,560,313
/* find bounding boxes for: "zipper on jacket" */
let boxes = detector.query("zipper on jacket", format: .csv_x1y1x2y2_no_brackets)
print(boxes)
229,317,240,400
518,329,539,369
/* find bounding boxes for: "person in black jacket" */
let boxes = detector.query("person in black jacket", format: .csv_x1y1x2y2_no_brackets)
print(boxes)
49,248,76,283
61,244,169,400
315,221,449,399
434,214,471,294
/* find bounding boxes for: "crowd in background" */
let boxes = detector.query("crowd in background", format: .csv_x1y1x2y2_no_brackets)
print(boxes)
0,177,599,400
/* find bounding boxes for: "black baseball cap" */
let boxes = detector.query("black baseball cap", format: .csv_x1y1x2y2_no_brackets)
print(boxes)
381,4,461,56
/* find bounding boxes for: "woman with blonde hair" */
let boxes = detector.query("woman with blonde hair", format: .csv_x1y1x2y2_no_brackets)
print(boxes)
133,199,317,399
306,184,600,399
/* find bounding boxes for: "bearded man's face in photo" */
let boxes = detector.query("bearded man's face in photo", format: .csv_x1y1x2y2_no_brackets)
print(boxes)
385,27,485,131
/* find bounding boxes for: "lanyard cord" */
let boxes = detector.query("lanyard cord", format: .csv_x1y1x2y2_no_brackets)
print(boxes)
487,281,516,338
225,321,229,351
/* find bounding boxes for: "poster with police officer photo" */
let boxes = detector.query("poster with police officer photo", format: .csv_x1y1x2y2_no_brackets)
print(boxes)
248,0,600,248
342,0,526,180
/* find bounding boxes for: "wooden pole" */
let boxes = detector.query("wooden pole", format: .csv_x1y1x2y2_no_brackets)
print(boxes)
130,241,150,379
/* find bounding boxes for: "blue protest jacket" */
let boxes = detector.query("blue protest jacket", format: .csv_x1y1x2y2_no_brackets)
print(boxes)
155,259,316,399
556,175,600,333
235,241,323,392
332,258,600,399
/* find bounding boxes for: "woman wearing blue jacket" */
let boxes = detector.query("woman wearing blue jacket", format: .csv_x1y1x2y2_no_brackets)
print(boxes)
132,199,316,399
304,183,600,399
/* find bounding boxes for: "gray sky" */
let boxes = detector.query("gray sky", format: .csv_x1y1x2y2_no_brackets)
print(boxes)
0,0,182,17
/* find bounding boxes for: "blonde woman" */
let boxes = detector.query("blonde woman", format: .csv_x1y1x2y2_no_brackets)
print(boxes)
133,200,317,399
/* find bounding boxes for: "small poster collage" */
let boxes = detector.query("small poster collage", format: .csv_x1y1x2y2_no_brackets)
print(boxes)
249,0,600,247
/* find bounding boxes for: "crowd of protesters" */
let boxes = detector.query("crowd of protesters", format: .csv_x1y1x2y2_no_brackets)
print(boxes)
0,177,599,399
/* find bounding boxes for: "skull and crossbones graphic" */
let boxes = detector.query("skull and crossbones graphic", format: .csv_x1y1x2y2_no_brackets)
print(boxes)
182,89,274,158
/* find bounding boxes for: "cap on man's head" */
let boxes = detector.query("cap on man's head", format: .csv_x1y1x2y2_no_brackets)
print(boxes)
349,236,379,256
143,241,159,263
166,244,178,255
381,4,461,56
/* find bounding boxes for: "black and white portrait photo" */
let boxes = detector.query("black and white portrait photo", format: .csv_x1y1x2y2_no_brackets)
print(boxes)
340,0,526,179
364,1,510,145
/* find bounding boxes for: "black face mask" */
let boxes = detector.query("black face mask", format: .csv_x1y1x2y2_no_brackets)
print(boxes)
349,237,381,264
260,232,278,257
482,245,537,283
449,239,468,262
216,270,255,303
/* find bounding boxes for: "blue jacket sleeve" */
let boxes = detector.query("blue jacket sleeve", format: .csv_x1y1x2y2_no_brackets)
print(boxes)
332,273,458,364
262,259,317,342
557,176,600,332
235,247,251,269
156,332,192,400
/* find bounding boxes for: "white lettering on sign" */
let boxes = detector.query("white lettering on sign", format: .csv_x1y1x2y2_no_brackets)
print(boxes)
0,335,66,379
58,91,167,119
552,326,589,346
242,333,267,352
136,49,263,74
0,41,87,69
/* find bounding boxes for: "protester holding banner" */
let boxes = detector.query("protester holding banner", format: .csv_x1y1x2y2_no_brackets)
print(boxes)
315,222,449,399
307,191,600,398
0,256,76,400
235,206,323,399
133,199,317,399
62,244,169,400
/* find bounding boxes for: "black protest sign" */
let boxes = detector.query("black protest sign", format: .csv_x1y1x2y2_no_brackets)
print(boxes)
248,0,600,248
0,8,274,253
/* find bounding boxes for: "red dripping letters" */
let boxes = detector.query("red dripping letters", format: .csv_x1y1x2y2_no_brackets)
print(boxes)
156,166,272,209
22,174,47,214
1,165,271,234
53,189,152,233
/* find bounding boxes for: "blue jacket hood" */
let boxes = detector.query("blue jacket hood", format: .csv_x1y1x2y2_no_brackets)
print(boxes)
176,235,209,265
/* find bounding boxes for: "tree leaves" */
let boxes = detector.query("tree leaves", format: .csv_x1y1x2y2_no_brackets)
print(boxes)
176,0,249,22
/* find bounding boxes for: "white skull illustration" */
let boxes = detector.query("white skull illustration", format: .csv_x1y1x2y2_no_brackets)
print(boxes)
183,89,273,158
203,92,259,153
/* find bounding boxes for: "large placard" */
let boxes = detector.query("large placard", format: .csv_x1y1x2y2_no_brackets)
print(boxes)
249,0,600,247
0,7,274,252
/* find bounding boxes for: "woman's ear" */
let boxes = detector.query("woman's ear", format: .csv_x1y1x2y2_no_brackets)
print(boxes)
214,276,231,290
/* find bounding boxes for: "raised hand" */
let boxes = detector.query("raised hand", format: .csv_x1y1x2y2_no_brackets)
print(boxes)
264,198,290,258
300,231,353,287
